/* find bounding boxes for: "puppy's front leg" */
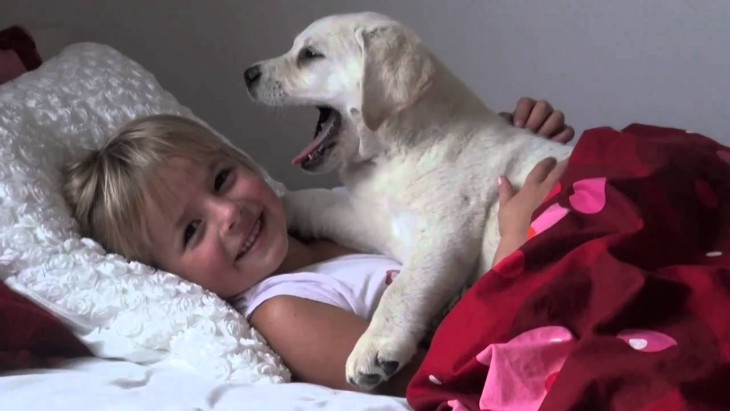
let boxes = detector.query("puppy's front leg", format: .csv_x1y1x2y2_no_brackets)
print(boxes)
283,188,383,254
345,213,483,389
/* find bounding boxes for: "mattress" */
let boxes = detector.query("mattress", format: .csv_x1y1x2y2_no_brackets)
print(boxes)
1,357,410,411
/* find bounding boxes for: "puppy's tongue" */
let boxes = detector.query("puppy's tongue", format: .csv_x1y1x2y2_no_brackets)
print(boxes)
292,134,327,165
292,112,336,165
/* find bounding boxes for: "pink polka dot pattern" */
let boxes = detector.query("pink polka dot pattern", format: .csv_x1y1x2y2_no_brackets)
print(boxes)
616,329,678,353
446,399,470,411
569,177,607,214
475,326,575,411
529,203,570,239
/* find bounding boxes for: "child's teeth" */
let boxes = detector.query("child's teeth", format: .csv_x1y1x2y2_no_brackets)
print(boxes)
238,218,262,258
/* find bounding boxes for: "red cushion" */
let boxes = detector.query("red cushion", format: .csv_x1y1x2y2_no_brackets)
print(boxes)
0,25,42,85
0,281,91,372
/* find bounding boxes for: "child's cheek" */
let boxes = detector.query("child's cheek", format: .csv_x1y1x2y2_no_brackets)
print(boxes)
187,242,226,282
250,177,284,209
235,174,273,198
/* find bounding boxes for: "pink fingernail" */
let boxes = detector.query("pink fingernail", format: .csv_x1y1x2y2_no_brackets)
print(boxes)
497,176,503,186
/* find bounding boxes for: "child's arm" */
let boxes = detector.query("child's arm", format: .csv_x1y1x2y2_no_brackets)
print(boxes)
493,157,567,266
250,295,424,396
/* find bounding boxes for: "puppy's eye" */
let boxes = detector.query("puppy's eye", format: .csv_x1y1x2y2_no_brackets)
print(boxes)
297,46,324,64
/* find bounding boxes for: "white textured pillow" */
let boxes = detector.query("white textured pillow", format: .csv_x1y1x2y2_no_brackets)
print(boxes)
0,42,291,383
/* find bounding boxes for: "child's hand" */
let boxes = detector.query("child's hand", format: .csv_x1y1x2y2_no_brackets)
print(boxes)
492,157,567,266
497,157,567,237
500,97,575,143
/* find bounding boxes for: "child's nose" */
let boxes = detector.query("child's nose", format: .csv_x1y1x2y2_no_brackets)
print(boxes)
212,199,241,233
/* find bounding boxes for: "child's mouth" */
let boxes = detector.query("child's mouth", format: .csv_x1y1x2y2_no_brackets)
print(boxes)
235,215,263,261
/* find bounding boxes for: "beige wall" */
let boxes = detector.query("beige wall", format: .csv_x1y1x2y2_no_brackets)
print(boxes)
2,0,729,189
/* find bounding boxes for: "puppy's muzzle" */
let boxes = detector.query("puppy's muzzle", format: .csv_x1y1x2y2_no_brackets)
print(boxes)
244,64,262,88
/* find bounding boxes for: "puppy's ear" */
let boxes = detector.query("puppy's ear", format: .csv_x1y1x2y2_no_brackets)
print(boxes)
356,24,435,131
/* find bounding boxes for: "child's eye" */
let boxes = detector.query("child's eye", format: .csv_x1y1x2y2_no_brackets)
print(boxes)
183,220,199,247
214,168,231,192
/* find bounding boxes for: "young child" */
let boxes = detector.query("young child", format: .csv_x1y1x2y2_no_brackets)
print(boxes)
62,98,571,397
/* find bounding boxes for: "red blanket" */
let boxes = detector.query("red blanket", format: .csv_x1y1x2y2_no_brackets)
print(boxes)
0,281,91,372
407,124,730,411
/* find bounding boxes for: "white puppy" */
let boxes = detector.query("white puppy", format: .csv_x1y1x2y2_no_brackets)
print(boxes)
244,12,573,389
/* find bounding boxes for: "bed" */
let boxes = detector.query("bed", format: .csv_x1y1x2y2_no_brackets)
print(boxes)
3,26,730,411
0,28,409,411
1,357,408,410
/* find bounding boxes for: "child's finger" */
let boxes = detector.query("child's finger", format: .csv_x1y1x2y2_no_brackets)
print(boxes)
550,126,575,144
525,100,553,133
525,157,557,185
544,159,568,186
513,97,535,128
537,110,565,137
497,176,515,206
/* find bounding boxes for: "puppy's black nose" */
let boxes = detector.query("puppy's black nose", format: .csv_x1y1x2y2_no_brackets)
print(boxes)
244,65,261,87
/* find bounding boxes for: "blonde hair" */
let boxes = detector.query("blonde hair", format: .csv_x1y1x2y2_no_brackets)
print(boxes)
63,114,272,264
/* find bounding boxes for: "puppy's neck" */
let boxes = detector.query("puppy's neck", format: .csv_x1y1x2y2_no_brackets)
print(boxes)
377,57,504,153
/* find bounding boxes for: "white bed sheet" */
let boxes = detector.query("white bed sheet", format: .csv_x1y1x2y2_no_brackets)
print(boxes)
1,358,410,411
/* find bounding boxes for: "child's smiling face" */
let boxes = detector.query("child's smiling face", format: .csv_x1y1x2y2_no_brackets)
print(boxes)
143,154,289,298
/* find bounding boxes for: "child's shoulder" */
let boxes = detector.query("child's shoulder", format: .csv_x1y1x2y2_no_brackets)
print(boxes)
231,253,401,319
301,253,401,273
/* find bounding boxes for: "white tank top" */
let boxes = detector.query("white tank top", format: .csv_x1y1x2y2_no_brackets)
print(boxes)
229,254,402,320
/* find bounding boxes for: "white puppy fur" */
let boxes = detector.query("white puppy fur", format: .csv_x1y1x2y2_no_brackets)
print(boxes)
245,12,573,389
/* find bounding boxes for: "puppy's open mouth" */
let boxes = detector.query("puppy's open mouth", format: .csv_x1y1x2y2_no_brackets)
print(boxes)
292,106,342,169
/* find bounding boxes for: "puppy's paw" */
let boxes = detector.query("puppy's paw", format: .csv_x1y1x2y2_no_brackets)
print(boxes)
345,327,417,389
